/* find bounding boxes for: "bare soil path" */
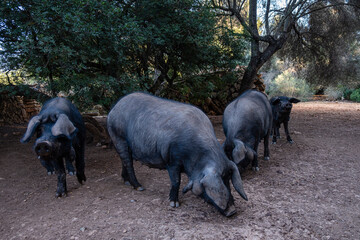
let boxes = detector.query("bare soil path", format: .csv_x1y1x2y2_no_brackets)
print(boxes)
1,101,359,240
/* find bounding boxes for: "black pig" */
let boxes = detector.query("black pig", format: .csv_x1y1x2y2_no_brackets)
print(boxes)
107,92,248,217
223,90,273,171
270,96,300,144
21,97,86,197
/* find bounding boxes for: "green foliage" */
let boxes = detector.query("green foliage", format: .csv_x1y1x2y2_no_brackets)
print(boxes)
343,87,354,100
0,0,247,110
350,88,360,102
342,87,354,100
267,69,314,100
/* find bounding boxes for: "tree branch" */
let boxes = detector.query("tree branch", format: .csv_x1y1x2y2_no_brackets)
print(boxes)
299,2,360,18
265,0,271,35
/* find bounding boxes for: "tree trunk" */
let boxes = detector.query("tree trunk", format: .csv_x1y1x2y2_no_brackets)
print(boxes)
239,35,289,94
239,58,260,93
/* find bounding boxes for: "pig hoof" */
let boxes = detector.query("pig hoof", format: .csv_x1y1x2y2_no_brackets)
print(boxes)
47,171,52,175
68,171,75,176
76,173,86,184
288,140,294,144
136,186,145,191
252,167,260,172
170,201,180,208
224,205,237,217
264,157,270,161
272,141,277,145
124,181,131,186
55,192,67,198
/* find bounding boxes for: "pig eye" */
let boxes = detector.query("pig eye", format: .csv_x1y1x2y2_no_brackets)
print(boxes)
56,136,68,142
36,127,44,137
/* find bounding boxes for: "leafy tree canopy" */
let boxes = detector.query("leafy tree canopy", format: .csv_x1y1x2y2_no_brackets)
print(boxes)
0,0,247,110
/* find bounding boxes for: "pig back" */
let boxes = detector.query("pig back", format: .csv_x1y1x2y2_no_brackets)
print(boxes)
223,90,272,141
107,92,218,166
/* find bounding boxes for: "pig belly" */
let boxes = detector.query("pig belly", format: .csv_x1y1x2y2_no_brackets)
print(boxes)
133,153,167,169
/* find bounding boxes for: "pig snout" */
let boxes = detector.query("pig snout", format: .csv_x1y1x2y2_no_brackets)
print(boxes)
223,204,237,217
282,102,292,111
35,141,53,157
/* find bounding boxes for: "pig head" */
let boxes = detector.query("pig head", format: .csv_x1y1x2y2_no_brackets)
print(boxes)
270,96,300,144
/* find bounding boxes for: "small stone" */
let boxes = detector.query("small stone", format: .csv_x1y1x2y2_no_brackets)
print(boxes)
88,230,97,236
130,199,136,203
96,142,102,147
80,227,86,232
123,230,127,233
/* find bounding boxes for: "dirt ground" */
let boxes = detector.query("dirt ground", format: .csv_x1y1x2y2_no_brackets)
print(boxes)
1,101,360,240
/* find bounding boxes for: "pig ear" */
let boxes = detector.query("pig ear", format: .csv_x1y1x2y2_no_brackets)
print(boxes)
201,173,229,211
182,180,193,194
232,140,246,165
289,98,300,103
20,115,42,143
245,146,257,163
51,114,77,139
228,161,248,201
183,179,203,196
270,97,281,105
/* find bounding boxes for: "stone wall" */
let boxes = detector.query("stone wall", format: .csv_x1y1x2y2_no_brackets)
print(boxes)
0,95,41,125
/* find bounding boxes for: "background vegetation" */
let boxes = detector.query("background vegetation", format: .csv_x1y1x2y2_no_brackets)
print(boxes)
1,0,360,111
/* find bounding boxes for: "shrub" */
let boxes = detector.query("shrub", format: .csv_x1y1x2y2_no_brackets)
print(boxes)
342,87,354,100
324,87,343,100
267,69,313,100
350,88,360,102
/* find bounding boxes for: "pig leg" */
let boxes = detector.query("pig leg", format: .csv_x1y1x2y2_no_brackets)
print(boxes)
121,162,130,184
283,121,293,143
264,131,270,161
275,124,281,139
75,143,86,184
65,146,76,176
40,159,55,175
167,164,181,208
251,143,259,171
53,157,67,197
114,138,143,191
65,158,75,176
272,126,277,144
